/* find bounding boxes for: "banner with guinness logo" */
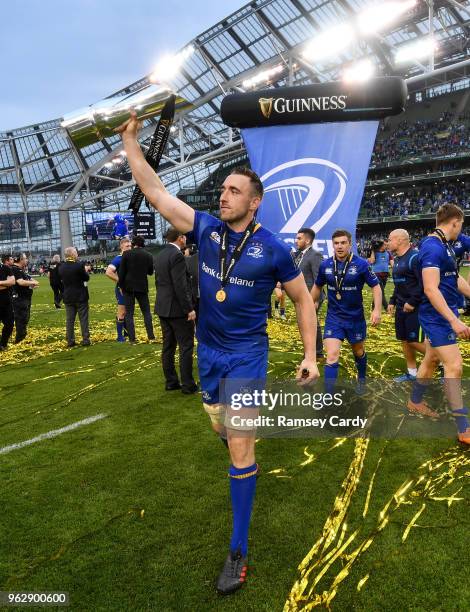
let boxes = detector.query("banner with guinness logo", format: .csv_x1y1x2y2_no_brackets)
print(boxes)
242,121,379,256
221,77,406,128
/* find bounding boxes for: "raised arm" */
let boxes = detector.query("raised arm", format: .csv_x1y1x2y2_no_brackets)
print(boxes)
116,112,194,233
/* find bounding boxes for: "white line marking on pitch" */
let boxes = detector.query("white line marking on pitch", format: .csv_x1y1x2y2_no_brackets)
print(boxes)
0,413,107,455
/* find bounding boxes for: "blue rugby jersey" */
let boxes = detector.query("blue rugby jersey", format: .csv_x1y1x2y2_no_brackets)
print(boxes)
372,250,391,273
191,211,300,352
452,233,470,259
110,254,122,287
315,254,379,321
389,247,422,308
418,235,459,318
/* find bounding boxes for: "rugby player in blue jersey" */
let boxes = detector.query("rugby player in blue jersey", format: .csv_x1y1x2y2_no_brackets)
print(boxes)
105,237,131,342
118,112,319,595
408,204,470,445
311,229,382,391
387,229,425,382
112,214,129,239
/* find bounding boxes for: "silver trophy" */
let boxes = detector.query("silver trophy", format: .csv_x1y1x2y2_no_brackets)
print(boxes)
61,84,192,149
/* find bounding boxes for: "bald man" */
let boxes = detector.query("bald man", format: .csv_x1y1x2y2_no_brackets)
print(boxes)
387,229,425,381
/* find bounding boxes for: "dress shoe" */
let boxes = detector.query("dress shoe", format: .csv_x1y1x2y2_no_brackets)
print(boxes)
165,383,182,391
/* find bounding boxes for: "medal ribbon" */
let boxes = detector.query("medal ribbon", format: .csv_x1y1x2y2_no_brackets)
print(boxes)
333,252,353,297
219,220,260,292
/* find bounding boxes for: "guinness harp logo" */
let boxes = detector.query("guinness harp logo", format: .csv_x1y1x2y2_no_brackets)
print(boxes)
259,97,274,119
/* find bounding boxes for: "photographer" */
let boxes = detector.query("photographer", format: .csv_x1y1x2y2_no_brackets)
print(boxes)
368,239,391,311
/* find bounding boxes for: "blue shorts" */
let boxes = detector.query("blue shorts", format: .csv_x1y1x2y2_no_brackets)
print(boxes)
197,342,268,405
115,286,125,306
395,307,423,342
323,316,367,344
419,312,457,348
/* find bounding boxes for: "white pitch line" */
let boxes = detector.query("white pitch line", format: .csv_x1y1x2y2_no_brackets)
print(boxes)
0,413,107,455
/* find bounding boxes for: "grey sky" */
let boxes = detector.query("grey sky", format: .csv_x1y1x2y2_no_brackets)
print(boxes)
0,0,246,131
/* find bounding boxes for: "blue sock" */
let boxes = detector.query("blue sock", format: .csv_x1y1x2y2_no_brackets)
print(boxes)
324,362,339,394
452,408,469,433
411,380,427,404
354,352,367,380
229,463,258,557
116,318,125,340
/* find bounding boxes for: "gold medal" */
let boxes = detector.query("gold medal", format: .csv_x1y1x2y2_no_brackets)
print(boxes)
336,292,342,300
216,289,226,302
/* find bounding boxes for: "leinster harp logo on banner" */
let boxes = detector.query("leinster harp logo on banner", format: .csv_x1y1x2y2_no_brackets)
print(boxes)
259,97,274,119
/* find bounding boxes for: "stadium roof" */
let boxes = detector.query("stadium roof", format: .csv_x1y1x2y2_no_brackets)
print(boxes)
2,0,470,212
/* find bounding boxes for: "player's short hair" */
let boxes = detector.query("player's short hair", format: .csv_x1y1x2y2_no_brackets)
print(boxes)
436,203,464,225
230,167,264,199
332,229,352,243
131,235,145,248
120,238,130,246
164,227,183,243
13,252,25,263
298,227,315,242
1,253,12,263
51,254,61,263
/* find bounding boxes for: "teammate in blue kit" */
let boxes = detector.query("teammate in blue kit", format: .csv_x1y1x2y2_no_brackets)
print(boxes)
112,214,129,239
408,204,470,445
311,229,382,391
105,237,131,341
387,229,425,382
118,112,319,595
451,232,470,312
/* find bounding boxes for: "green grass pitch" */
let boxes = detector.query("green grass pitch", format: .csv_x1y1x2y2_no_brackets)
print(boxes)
0,274,468,611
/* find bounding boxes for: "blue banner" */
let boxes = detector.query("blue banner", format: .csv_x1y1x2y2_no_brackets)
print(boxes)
242,121,378,257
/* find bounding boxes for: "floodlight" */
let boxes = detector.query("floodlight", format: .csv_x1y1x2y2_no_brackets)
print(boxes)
150,46,195,83
303,24,355,61
395,37,437,64
343,59,376,83
242,64,284,88
357,1,416,35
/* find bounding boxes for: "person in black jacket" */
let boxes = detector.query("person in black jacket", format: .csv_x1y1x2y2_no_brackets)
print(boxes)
184,244,199,319
155,228,197,392
48,254,64,308
11,253,39,343
0,254,15,350
118,235,155,342
59,247,91,347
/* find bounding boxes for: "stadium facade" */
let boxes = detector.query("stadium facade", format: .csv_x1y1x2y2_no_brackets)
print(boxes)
1,0,470,257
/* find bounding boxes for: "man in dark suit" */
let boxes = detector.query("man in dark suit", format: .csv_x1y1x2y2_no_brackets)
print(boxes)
0,254,15,350
59,247,91,347
118,235,155,342
184,244,199,319
48,254,64,308
294,227,324,358
155,228,197,393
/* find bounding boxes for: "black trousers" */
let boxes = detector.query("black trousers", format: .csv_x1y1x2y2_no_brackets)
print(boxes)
159,316,195,389
123,291,154,341
65,302,90,345
0,301,14,348
51,284,63,307
12,298,31,343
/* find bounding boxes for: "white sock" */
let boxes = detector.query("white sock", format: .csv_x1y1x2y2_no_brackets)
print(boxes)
408,367,417,377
